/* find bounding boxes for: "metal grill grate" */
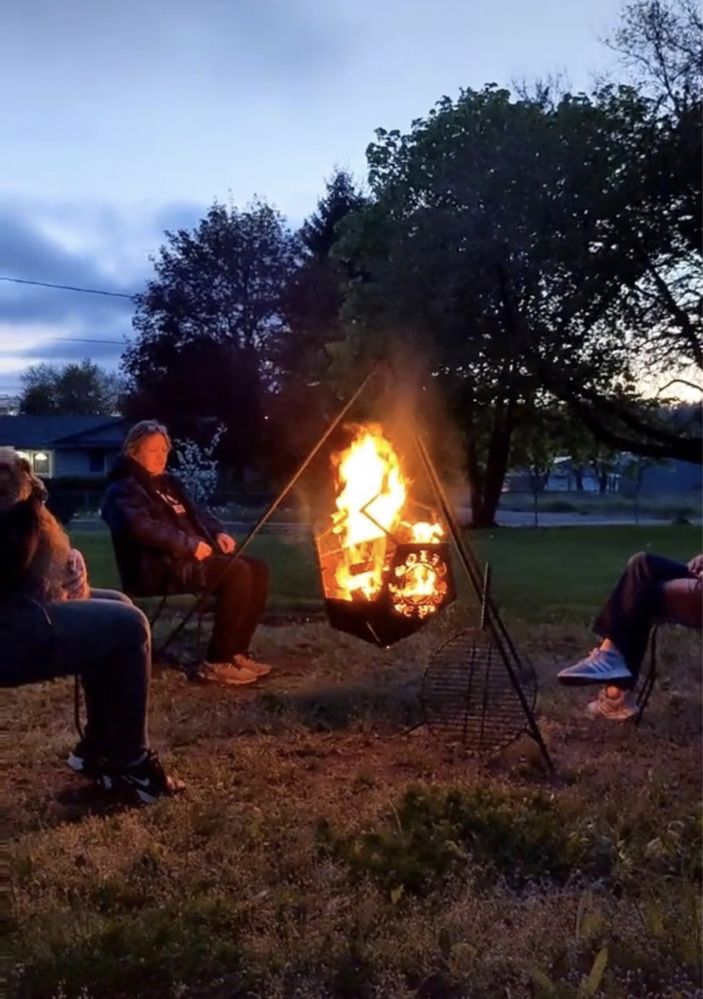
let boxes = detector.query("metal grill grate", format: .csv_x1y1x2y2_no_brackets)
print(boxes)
421,628,537,753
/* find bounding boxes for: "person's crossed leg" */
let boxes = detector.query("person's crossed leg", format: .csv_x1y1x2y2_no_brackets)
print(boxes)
557,552,702,721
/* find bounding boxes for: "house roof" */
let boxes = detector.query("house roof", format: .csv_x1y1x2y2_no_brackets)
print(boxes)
0,415,128,449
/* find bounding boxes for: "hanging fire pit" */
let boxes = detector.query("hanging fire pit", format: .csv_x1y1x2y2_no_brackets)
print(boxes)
314,425,455,646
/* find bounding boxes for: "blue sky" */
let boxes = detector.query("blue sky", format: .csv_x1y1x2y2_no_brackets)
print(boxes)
0,0,623,393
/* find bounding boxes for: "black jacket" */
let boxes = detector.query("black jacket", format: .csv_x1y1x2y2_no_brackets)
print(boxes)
101,456,224,596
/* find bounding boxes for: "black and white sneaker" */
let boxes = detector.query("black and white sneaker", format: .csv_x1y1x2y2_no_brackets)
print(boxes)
98,750,185,805
67,738,103,778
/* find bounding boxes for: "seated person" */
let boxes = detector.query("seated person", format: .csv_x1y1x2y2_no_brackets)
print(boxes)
101,420,271,686
558,551,703,720
0,447,183,804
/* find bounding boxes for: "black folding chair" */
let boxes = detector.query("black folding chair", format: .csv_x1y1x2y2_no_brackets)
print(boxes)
106,527,214,659
128,591,216,662
635,620,700,725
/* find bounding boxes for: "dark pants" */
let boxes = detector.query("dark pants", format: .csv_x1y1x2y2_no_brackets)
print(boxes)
594,553,694,683
1,592,150,766
200,555,269,662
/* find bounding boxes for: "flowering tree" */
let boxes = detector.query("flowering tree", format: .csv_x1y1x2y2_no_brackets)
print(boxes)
173,425,225,505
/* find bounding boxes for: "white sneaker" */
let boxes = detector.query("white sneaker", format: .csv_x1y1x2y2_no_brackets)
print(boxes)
558,648,633,686
233,653,272,678
586,687,638,721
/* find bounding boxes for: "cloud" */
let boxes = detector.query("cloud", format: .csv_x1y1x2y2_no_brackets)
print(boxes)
21,337,127,364
0,196,206,391
0,206,135,327
0,196,208,329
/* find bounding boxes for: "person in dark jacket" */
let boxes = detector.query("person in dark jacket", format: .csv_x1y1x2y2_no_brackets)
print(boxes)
0,446,183,804
102,420,271,686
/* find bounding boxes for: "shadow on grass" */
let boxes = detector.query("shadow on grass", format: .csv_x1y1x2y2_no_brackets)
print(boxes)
256,675,424,733
48,782,155,825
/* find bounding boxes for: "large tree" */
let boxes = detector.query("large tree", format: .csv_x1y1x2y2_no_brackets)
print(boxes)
20,360,120,416
598,0,702,373
334,82,700,526
123,199,300,479
264,171,368,478
283,170,367,373
608,0,702,114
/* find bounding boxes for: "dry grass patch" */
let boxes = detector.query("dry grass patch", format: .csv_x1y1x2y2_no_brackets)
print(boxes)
5,608,702,998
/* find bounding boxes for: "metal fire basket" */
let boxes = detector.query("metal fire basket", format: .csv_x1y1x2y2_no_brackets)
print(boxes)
315,530,456,647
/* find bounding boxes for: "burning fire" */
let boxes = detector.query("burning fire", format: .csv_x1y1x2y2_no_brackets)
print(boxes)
328,425,445,609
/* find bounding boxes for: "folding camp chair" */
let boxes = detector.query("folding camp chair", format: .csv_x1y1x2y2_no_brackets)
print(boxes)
635,619,701,726
128,591,216,662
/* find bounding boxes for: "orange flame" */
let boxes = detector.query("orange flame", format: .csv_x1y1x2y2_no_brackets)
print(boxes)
329,425,444,607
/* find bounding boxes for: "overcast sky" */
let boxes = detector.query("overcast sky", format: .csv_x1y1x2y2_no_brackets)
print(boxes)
0,0,623,394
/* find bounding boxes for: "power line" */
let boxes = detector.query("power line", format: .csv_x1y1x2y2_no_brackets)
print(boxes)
0,275,136,300
54,337,126,345
1,274,135,352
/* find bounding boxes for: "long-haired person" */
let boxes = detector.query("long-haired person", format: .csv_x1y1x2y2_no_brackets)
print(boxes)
0,447,183,803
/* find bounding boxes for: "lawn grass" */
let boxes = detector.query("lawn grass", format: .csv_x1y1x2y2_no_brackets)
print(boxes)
6,524,702,999
75,522,701,620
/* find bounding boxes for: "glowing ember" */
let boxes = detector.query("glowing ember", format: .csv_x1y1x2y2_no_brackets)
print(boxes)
328,425,444,606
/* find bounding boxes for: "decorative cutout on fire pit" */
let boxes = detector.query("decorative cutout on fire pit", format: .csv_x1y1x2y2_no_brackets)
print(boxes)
421,628,538,753
314,425,455,647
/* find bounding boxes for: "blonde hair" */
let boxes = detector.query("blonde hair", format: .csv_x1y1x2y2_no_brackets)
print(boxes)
122,420,172,459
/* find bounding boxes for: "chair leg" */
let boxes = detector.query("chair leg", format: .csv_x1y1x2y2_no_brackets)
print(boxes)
149,595,168,629
634,624,658,726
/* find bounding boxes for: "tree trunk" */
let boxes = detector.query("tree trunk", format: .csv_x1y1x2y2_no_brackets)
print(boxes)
481,389,517,527
480,457,508,527
464,394,516,529
464,434,488,527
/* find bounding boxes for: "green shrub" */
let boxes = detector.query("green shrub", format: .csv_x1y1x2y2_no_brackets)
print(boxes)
320,785,600,895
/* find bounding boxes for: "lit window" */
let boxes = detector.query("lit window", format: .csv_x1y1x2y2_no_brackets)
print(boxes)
32,451,52,476
0,447,53,477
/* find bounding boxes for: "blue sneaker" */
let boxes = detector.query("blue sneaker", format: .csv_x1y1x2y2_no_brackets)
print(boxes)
558,648,633,686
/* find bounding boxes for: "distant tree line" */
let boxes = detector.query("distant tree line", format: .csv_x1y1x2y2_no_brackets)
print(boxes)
19,360,122,417
21,0,701,526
